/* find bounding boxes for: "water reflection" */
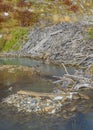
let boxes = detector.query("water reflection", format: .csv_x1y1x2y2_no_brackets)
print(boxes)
0,109,93,130
0,58,74,76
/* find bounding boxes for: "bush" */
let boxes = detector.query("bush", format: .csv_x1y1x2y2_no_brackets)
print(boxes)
3,27,28,51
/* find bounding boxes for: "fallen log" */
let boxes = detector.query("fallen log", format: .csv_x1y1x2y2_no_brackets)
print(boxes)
17,90,55,98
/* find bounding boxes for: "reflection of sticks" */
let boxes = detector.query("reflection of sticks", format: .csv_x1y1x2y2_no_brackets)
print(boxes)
62,63,69,74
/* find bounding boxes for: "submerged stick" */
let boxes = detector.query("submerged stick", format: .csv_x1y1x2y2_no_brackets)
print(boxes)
62,63,69,74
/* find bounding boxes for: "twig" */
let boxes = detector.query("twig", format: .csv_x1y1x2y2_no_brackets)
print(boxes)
62,63,69,74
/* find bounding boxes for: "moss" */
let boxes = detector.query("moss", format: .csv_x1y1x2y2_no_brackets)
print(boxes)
88,28,93,39
3,27,28,52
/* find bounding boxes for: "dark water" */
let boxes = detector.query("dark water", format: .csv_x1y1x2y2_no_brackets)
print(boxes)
0,58,93,130
0,106,93,130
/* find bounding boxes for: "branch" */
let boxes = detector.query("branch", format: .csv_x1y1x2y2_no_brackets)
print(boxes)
62,63,69,74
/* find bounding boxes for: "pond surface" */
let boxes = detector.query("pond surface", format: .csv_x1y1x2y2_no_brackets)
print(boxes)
0,57,74,76
0,58,93,130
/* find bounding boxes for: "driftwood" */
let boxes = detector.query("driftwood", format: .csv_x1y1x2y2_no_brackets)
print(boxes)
17,90,55,98
52,63,69,84
74,83,92,90
65,74,91,82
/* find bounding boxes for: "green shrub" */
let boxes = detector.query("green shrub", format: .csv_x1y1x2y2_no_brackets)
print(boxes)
3,27,28,51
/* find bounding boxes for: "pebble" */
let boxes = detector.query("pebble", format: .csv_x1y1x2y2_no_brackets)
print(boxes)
2,94,63,114
2,89,90,114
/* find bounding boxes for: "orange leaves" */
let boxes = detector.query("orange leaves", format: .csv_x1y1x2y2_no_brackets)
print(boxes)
0,3,13,12
14,10,38,27
63,0,79,13
70,5,79,13
63,0,72,6
0,0,3,2
16,0,31,8
0,15,5,23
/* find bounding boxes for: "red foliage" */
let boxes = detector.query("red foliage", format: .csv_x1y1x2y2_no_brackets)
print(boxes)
70,5,79,13
63,0,72,6
0,15,5,23
0,0,3,2
16,0,31,8
14,10,38,27
0,3,13,12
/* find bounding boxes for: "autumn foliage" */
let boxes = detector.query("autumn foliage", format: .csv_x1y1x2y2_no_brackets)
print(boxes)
63,0,79,13
16,0,31,8
63,0,72,6
0,3,13,12
0,15,5,24
70,5,79,13
14,10,38,27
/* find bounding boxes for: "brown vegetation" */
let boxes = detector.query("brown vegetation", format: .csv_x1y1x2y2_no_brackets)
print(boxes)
14,9,38,27
0,3,13,12
63,0,72,6
70,5,79,13
16,0,31,8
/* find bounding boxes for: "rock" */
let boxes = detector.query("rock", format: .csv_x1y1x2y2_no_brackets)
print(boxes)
44,106,54,112
4,12,9,16
67,92,73,100
54,96,63,101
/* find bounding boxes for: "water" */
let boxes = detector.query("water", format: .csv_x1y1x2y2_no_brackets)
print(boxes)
0,106,93,130
0,58,93,130
0,57,74,76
